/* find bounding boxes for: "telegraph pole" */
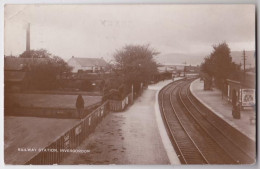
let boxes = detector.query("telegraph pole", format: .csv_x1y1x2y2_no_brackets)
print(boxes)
184,61,186,77
26,23,31,58
242,50,246,82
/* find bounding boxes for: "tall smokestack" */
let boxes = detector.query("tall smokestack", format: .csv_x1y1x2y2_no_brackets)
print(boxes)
26,23,30,52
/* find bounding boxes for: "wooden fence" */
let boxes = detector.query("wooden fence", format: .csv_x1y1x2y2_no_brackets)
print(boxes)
24,101,109,165
109,93,133,112
13,93,134,164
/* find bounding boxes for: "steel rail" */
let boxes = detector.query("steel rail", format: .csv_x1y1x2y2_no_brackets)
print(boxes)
177,81,239,164
184,81,255,163
159,80,208,164
160,82,187,164
169,84,209,164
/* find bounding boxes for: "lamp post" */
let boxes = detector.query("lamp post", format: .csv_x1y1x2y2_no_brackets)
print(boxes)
183,61,187,77
222,79,224,100
131,83,134,103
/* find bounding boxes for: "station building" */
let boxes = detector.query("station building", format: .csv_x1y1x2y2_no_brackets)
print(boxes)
226,73,255,109
4,57,47,92
67,56,107,73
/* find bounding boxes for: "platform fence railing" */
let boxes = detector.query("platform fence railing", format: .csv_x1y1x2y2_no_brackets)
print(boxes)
25,101,109,165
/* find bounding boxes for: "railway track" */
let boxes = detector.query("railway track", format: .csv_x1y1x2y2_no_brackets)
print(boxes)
186,85,256,159
159,78,255,164
159,80,208,164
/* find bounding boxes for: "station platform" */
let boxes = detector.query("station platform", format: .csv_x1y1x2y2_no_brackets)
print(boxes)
190,79,255,141
61,79,183,165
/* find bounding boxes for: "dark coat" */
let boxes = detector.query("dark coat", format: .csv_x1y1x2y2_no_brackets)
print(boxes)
76,94,84,108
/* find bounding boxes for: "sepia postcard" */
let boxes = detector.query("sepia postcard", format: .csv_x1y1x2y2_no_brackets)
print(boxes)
4,4,256,165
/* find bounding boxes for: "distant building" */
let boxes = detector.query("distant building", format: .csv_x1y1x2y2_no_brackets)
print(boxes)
158,64,199,78
4,57,47,92
158,64,185,73
67,56,107,73
185,65,200,73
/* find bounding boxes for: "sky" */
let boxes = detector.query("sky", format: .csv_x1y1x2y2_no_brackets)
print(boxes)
4,4,255,64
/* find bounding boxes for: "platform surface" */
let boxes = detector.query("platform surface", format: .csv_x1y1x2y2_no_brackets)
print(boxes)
60,79,183,164
190,79,255,141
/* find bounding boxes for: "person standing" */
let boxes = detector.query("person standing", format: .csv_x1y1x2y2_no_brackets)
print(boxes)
76,94,84,119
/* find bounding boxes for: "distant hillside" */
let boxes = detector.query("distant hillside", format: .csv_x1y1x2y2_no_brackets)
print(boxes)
156,53,206,66
157,50,255,68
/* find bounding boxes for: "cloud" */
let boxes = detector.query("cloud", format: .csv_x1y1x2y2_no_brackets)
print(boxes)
4,4,255,62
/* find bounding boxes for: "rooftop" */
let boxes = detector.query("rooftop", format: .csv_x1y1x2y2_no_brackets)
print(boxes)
4,57,48,71
69,57,107,67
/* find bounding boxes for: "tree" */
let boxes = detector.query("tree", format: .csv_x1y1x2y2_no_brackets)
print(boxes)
201,56,213,77
112,44,159,94
201,42,239,88
19,49,51,58
51,55,72,78
20,49,72,90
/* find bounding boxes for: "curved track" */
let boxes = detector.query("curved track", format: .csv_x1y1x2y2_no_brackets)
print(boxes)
159,78,255,164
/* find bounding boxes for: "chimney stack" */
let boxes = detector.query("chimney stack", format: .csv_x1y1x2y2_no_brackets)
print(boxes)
26,23,30,52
